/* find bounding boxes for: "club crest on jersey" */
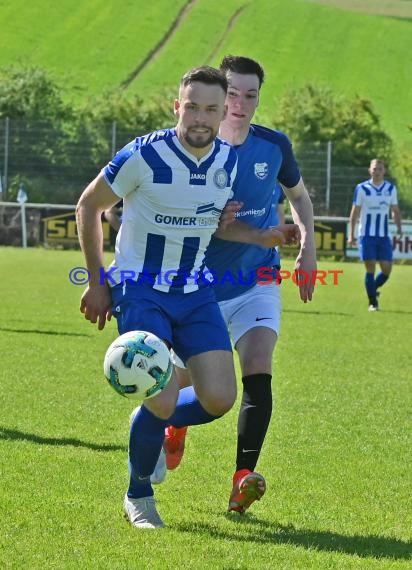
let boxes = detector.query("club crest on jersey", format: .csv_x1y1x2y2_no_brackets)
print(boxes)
213,168,228,189
254,162,268,180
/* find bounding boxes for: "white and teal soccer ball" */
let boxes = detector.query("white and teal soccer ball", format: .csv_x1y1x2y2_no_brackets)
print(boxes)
103,331,172,400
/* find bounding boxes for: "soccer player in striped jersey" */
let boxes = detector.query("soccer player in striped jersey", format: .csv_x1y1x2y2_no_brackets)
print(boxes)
348,158,402,311
76,65,287,529
164,55,317,515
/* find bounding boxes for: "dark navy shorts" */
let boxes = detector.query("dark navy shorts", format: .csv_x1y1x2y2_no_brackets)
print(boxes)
359,236,393,262
110,280,232,365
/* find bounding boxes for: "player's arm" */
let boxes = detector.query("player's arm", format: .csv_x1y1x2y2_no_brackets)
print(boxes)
391,204,402,236
216,219,286,247
216,195,299,247
76,173,119,330
348,204,361,245
216,211,301,247
215,200,285,247
277,202,286,225
276,186,286,225
104,204,121,232
282,178,317,302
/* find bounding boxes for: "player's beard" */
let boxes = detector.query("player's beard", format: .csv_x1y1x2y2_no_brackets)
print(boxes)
183,126,216,149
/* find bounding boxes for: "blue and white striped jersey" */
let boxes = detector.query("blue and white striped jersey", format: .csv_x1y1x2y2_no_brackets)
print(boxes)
102,128,238,293
353,179,398,237
205,125,301,301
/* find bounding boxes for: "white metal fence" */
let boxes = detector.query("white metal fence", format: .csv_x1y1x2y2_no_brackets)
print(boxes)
0,118,387,217
2,201,411,262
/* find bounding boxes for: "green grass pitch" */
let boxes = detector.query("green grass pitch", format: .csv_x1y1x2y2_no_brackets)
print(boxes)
0,247,411,569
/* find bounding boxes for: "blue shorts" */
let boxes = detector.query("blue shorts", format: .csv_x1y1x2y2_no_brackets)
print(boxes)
359,236,393,262
110,281,232,364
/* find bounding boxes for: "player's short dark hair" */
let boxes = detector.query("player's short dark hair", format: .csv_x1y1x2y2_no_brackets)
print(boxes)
220,55,265,88
180,66,228,93
370,158,385,166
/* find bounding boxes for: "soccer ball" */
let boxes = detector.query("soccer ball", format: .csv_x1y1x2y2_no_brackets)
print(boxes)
103,331,173,400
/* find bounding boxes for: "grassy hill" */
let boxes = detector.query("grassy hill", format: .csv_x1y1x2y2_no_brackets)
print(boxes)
125,0,412,146
308,0,412,18
0,0,410,145
0,0,187,96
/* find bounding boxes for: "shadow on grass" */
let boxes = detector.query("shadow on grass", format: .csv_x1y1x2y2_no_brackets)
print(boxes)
387,16,412,24
175,519,411,560
283,309,353,317
0,426,126,452
0,326,90,337
377,309,412,315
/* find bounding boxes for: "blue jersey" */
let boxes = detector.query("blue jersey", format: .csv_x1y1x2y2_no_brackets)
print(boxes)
102,128,238,293
353,179,398,237
270,182,286,227
205,125,300,301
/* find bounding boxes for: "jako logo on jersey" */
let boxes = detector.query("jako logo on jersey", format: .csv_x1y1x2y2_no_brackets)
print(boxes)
213,168,228,189
190,173,206,180
254,162,268,180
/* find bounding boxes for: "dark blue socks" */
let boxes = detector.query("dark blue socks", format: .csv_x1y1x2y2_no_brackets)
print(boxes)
128,387,219,498
168,386,220,427
365,272,376,301
365,271,390,306
128,406,167,498
375,271,389,289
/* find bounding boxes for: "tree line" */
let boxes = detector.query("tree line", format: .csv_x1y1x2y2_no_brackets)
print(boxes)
0,66,410,214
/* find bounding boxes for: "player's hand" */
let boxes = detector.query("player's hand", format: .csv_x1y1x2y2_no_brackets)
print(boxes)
273,223,301,245
258,227,286,247
218,200,243,230
294,249,317,303
80,282,112,330
347,237,356,246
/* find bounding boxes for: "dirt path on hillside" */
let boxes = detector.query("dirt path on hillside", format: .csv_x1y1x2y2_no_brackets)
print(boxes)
120,0,197,89
121,1,250,89
205,4,248,64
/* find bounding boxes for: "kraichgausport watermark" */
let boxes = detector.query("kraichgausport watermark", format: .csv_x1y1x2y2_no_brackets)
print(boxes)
69,267,90,285
68,267,343,286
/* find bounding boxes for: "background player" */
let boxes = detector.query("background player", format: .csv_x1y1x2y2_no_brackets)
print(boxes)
348,158,402,311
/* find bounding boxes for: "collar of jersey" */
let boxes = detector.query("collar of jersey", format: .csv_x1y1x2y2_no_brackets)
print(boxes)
368,178,386,191
167,129,219,169
231,126,255,152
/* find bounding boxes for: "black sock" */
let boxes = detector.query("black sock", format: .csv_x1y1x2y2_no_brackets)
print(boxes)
236,374,273,472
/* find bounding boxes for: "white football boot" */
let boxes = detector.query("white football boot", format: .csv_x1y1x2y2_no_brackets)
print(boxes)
124,494,164,529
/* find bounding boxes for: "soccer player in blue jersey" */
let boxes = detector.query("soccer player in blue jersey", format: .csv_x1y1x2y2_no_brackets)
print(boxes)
163,55,317,514
76,65,289,529
348,158,402,311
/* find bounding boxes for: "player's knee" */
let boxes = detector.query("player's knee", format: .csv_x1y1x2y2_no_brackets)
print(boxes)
174,366,191,389
242,354,272,376
202,388,236,416
242,373,273,409
145,391,178,420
